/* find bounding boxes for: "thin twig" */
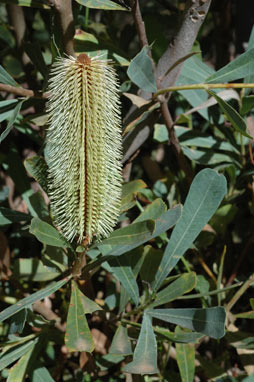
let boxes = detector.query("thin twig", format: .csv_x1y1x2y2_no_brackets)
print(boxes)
226,274,254,313
154,83,254,98
131,0,149,49
161,101,193,184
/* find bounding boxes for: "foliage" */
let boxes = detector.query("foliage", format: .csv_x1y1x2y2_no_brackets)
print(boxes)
1,0,254,381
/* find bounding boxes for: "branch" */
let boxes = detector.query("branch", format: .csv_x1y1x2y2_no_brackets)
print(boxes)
0,83,47,98
51,0,75,56
131,0,149,49
156,0,212,90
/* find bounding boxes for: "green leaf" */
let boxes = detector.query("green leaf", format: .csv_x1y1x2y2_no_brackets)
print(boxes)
65,281,100,352
109,255,139,306
24,156,48,193
206,48,254,83
153,169,226,291
134,198,167,223
0,99,18,122
240,95,254,115
0,100,23,143
1,0,50,8
149,272,197,309
109,325,132,356
244,26,254,94
98,206,182,257
153,124,169,142
101,220,155,246
0,339,38,371
0,207,32,225
127,46,157,93
234,311,254,319
9,309,27,334
29,366,55,382
74,0,127,10
29,217,68,248
147,306,226,339
121,179,147,212
139,246,163,284
207,90,251,138
0,276,71,322
24,43,48,78
123,314,158,374
13,258,60,281
0,64,18,86
155,327,203,343
176,331,195,382
7,343,36,382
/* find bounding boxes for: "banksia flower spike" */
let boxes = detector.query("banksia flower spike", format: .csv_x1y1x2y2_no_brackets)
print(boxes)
46,54,122,244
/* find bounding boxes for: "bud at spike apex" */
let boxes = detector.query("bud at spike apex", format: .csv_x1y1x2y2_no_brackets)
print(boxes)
46,54,122,244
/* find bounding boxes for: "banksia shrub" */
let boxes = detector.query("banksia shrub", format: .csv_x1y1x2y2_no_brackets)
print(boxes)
46,54,122,244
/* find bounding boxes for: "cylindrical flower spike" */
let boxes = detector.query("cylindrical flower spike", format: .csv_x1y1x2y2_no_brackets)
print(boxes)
46,54,122,244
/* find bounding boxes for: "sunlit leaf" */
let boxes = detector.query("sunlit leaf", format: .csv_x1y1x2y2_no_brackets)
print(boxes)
30,218,68,248
74,0,127,10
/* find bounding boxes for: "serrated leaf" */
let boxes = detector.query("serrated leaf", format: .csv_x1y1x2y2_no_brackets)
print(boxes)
0,207,32,225
123,314,158,374
0,100,23,143
98,205,182,257
176,333,195,382
29,217,68,248
147,306,226,339
127,46,157,93
206,48,254,83
109,255,139,306
0,64,18,86
149,272,196,309
24,156,48,193
134,198,167,223
65,281,98,352
109,325,132,356
207,90,251,138
74,0,127,10
0,276,71,322
153,169,227,291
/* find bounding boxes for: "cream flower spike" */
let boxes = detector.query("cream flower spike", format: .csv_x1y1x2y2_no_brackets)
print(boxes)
46,54,122,244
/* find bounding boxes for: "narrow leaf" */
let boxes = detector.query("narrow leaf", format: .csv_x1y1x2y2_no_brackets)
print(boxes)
127,46,157,93
155,327,203,343
207,90,251,138
65,281,96,352
0,339,38,371
206,48,254,83
176,339,195,382
123,314,158,374
0,64,18,86
153,169,226,291
147,307,226,339
29,217,68,248
74,0,127,10
109,255,139,306
149,272,196,309
139,246,163,284
98,205,182,257
0,207,32,225
13,258,60,282
0,100,23,143
109,325,132,356
7,344,36,382
0,276,71,322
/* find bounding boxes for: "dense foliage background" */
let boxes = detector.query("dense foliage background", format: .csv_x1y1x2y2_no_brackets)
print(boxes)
1,0,254,381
